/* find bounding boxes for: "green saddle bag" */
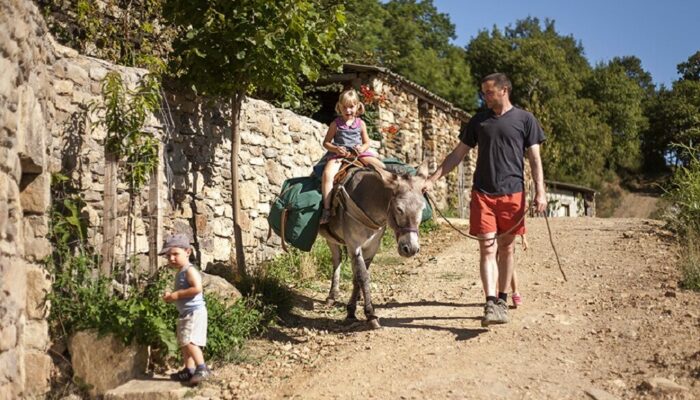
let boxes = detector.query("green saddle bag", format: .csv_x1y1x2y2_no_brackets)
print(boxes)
267,176,322,252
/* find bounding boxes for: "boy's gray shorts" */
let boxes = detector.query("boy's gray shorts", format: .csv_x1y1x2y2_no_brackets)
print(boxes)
177,307,207,348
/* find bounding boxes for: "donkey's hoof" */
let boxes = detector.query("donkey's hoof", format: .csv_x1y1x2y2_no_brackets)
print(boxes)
367,318,382,330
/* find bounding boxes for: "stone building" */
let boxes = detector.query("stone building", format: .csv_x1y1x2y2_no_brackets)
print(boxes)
319,63,476,215
545,180,597,217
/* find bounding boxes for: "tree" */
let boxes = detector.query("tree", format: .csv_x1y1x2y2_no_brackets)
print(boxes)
342,0,477,110
678,50,700,81
164,0,345,277
583,62,648,171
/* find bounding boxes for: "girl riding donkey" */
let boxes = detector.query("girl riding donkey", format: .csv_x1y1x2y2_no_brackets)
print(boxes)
319,89,385,224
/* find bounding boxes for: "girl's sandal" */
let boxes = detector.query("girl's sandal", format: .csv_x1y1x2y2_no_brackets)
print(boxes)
512,292,522,308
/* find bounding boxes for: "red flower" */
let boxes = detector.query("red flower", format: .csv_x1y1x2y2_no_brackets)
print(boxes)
360,84,375,104
381,125,399,137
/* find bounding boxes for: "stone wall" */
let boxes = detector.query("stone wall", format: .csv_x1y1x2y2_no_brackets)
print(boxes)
49,53,327,274
1,0,56,397
162,94,326,269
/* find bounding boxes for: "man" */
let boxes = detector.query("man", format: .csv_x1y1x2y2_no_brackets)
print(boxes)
425,72,547,327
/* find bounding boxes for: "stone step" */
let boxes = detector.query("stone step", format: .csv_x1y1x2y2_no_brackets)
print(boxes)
103,377,211,400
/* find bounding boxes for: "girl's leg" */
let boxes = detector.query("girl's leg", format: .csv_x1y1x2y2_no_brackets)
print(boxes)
321,159,342,210
359,156,385,170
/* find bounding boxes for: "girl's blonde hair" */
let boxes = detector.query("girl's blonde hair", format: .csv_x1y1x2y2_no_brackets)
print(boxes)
335,89,365,116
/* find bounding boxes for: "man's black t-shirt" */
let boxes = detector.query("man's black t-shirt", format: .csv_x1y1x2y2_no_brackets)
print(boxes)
460,106,545,195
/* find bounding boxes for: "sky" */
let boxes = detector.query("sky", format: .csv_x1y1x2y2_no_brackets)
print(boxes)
432,0,700,88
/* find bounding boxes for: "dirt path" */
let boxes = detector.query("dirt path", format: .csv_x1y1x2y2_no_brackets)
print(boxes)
612,192,661,218
210,218,699,400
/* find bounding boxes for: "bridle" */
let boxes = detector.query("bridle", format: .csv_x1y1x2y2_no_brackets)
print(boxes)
386,196,420,239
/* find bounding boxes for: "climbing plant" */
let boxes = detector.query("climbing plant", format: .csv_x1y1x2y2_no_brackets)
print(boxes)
92,71,162,191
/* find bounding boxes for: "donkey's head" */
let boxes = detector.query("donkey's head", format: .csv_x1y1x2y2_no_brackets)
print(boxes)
376,162,430,257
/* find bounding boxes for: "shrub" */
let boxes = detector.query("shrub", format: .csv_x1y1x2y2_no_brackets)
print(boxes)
663,144,700,291
47,184,272,363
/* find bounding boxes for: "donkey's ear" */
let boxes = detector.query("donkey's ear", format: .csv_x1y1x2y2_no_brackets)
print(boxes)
416,160,430,179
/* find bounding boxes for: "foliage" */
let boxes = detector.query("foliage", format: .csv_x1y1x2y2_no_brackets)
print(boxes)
204,295,270,361
663,144,700,234
678,230,700,291
46,180,179,356
91,72,162,191
47,175,272,362
641,51,700,171
583,62,648,171
343,0,477,110
38,0,171,72
163,0,346,102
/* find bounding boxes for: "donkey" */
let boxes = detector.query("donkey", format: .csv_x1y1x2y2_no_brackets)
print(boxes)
319,163,428,329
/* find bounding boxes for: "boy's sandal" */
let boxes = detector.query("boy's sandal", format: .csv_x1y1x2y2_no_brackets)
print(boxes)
170,368,193,382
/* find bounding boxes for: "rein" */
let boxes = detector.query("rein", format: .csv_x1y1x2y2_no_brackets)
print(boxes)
425,192,566,282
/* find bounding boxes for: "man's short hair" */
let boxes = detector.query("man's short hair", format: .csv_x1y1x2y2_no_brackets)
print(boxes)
481,73,512,93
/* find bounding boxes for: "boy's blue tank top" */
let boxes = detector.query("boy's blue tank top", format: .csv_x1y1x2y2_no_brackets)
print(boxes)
174,264,206,316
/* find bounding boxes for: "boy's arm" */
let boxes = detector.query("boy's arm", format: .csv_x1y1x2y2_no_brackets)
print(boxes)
168,268,203,300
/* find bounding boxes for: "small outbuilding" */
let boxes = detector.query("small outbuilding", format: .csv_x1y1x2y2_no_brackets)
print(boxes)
544,180,596,217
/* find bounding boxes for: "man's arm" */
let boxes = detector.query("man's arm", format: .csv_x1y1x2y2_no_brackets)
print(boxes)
527,144,547,213
425,142,471,190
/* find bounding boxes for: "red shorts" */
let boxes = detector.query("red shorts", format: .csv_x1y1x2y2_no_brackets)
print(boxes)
469,191,526,236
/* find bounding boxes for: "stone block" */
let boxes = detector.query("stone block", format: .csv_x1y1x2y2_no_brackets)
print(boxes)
212,218,233,237
211,236,231,261
89,66,109,81
253,114,273,135
287,115,302,132
0,348,22,390
201,272,242,305
69,330,148,398
25,267,50,320
23,237,51,262
23,320,49,351
53,60,89,86
0,324,17,352
239,181,259,209
23,351,51,397
0,57,18,98
104,378,191,400
19,172,50,214
54,79,73,94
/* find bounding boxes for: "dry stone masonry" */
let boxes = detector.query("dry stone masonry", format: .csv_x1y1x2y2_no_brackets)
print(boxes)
1,0,56,397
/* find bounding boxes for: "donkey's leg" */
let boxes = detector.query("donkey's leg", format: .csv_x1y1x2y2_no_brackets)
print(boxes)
326,241,343,306
351,247,381,329
346,263,361,321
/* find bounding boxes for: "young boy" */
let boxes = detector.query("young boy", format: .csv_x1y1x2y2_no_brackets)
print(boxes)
160,233,210,385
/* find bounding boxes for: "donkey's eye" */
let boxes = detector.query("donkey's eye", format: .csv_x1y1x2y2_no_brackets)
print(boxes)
396,206,404,215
